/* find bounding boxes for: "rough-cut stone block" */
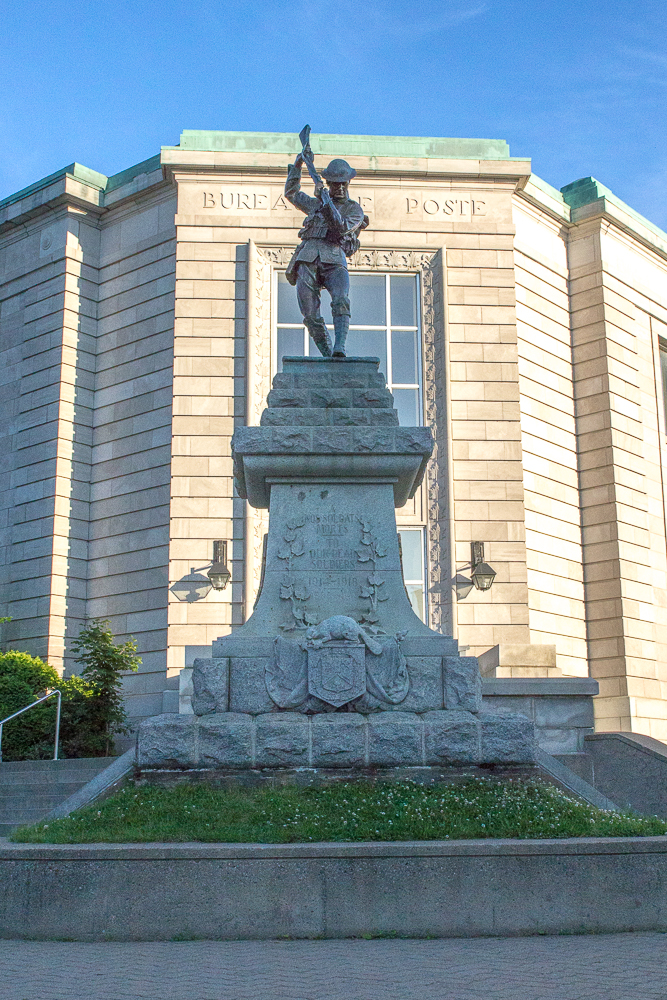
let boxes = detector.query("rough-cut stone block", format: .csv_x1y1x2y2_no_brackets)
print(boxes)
444,656,482,713
197,713,254,768
274,372,331,389
396,657,444,713
331,408,371,425
261,409,328,426
368,712,423,766
423,711,480,764
353,388,394,408
267,389,310,408
192,658,228,716
137,715,197,769
311,428,352,452
478,711,536,763
309,389,353,408
254,713,310,767
351,427,394,453
271,428,313,452
370,408,399,425
311,713,367,767
231,426,266,453
394,428,434,453
228,657,274,715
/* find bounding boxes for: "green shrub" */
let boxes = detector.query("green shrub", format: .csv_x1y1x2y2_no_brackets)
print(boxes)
71,620,140,756
0,622,140,760
0,650,60,695
0,651,62,761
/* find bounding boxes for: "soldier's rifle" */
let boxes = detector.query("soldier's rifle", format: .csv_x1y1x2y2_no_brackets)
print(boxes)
297,125,366,257
298,124,333,209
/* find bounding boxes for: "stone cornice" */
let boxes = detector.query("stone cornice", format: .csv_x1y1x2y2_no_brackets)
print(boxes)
161,148,532,184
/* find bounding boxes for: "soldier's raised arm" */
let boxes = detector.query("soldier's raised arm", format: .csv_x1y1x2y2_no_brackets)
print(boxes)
285,154,319,215
321,195,364,236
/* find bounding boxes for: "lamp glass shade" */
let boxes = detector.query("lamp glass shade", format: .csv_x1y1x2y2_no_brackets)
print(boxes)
207,563,231,590
471,561,496,591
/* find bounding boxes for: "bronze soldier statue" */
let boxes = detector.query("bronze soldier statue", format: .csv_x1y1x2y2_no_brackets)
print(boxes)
284,126,368,358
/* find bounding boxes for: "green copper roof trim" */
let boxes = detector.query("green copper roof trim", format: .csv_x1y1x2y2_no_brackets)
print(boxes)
561,177,667,247
528,174,568,208
0,155,165,212
0,163,108,211
105,154,162,193
166,129,514,160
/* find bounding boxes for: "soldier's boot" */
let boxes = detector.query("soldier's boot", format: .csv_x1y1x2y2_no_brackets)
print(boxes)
332,315,349,358
305,318,332,358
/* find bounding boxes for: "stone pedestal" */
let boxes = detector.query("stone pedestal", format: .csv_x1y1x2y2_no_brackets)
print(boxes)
138,357,535,770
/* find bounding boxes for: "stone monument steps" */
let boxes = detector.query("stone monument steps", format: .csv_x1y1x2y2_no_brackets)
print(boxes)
261,407,398,426
267,387,395,410
0,758,116,835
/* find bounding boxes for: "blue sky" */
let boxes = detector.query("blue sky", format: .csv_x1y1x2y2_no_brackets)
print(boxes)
1,0,666,225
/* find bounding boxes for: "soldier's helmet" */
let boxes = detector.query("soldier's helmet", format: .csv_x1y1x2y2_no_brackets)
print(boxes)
321,158,356,182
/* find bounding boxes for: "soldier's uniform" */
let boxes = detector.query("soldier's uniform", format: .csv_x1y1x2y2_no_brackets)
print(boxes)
285,158,365,357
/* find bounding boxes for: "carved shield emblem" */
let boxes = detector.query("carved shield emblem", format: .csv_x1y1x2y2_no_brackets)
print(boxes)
307,642,366,708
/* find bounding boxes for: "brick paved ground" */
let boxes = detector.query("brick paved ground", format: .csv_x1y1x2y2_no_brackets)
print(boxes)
1,933,666,1000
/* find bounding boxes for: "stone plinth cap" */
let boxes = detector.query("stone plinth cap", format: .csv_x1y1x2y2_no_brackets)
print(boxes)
235,357,433,508
233,426,433,508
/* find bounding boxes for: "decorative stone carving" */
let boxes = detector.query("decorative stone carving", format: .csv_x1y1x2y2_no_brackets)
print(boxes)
308,643,366,708
265,615,410,713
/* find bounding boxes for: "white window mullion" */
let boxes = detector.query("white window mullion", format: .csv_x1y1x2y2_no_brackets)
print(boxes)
385,274,393,387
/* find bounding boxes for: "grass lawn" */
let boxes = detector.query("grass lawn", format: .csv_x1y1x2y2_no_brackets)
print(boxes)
11,776,667,844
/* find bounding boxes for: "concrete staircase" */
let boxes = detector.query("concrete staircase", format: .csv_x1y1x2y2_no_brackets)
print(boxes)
0,758,117,835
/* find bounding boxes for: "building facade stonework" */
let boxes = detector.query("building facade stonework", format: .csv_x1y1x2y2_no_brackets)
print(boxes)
2,131,667,739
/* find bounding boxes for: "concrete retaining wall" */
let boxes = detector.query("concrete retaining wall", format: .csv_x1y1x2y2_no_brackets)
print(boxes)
1,837,666,940
585,733,667,818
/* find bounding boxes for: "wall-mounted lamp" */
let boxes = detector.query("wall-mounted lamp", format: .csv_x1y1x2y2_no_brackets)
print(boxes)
207,540,231,591
470,541,496,592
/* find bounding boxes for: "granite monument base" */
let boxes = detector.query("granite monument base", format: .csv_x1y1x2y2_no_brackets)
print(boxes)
137,709,536,771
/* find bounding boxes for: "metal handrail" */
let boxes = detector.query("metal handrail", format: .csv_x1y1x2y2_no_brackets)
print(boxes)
0,690,61,763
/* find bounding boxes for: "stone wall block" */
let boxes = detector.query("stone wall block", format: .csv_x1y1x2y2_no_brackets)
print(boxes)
311,713,367,767
331,409,372,426
352,388,395,409
270,428,312,452
482,695,534,720
397,656,444,712
309,389,353,408
423,710,480,764
351,428,395,453
537,727,583,756
311,428,352,452
266,389,310,408
136,715,197,769
444,656,482,712
254,712,311,767
478,711,536,763
534,696,595,729
228,656,274,714
191,657,229,716
261,409,328,426
197,713,254,768
367,712,424,766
